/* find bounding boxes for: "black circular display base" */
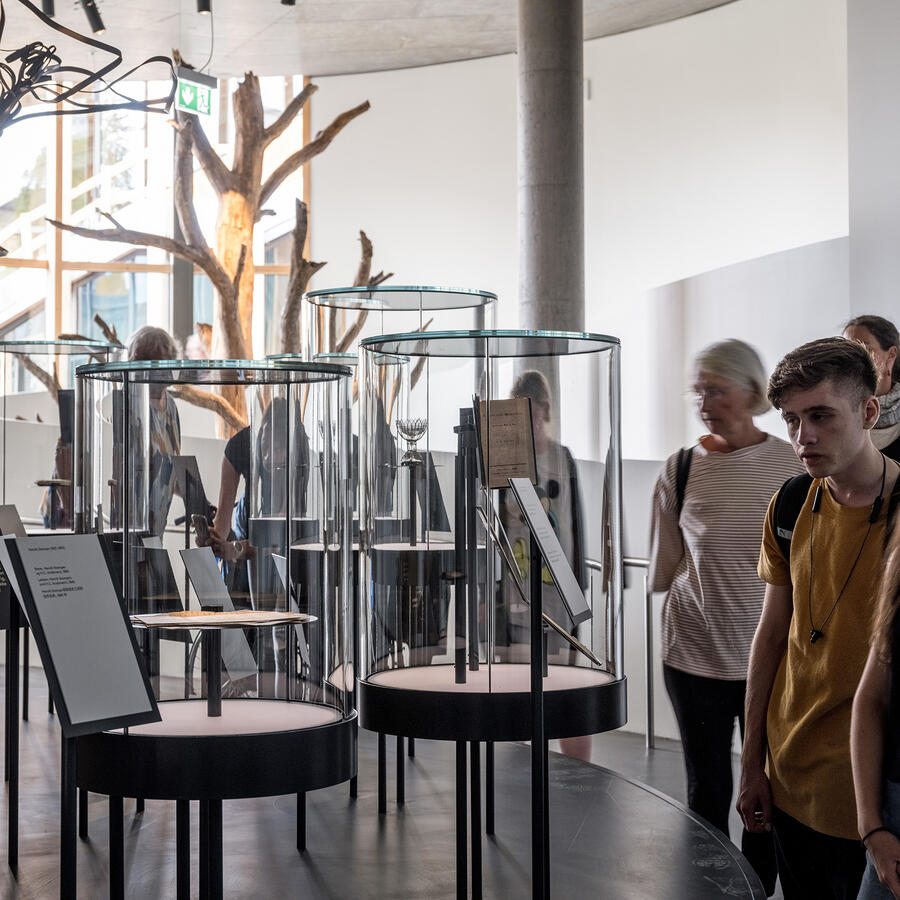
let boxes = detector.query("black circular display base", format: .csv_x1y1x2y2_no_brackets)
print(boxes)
76,701,357,799
360,665,626,741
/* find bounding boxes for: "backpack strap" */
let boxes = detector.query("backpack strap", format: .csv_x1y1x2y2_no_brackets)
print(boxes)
674,446,694,519
772,473,813,563
885,472,900,546
773,466,900,561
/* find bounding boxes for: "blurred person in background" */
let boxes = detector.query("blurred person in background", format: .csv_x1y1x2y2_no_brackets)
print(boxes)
844,315,900,462
650,338,802,895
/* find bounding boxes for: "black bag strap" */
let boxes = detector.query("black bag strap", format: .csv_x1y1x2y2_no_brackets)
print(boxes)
674,446,693,519
772,473,813,563
885,473,900,545
773,469,900,563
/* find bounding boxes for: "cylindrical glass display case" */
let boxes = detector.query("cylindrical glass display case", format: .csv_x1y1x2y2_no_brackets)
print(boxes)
0,339,116,531
358,330,625,740
76,359,355,720
305,285,496,361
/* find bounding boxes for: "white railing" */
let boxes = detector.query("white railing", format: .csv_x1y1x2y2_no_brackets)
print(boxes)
0,149,154,259
586,555,655,749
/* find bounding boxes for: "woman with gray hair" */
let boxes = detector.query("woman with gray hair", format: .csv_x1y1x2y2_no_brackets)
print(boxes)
126,325,181,534
649,338,802,893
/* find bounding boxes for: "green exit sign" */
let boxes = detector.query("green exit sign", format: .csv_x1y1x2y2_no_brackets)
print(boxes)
176,67,217,117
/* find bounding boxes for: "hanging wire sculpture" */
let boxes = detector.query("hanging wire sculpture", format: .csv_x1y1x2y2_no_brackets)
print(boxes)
0,0,175,133
0,0,176,253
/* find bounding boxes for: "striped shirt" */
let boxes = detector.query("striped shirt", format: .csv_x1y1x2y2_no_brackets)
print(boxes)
648,435,803,679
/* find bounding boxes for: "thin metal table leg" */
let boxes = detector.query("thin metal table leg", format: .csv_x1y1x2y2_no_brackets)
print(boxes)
60,737,77,900
176,799,190,900
486,741,495,835
78,788,88,839
199,800,209,899
297,793,306,852
21,626,29,722
208,799,223,900
7,604,19,870
456,740,467,899
4,628,11,784
377,732,386,815
470,741,482,899
109,795,124,900
396,735,405,805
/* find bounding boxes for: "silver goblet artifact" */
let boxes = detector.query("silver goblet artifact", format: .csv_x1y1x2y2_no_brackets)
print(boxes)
397,417,427,465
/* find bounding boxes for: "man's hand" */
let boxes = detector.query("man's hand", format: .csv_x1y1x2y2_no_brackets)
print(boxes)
737,764,773,833
866,830,900,899
199,526,230,558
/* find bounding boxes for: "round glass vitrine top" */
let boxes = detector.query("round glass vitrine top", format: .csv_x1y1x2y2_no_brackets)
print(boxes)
0,338,117,356
306,285,497,312
77,358,352,385
311,352,359,366
362,329,620,359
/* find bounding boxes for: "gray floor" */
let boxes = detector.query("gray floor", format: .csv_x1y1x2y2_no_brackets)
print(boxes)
0,666,769,899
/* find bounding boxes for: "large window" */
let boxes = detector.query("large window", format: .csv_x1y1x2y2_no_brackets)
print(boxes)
0,305,47,393
0,77,302,379
75,252,148,339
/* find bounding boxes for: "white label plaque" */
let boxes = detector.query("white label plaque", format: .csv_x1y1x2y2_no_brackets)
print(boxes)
179,547,257,681
10,535,159,736
508,477,592,626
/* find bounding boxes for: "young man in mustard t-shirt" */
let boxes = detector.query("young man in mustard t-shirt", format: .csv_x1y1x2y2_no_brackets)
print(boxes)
737,337,900,900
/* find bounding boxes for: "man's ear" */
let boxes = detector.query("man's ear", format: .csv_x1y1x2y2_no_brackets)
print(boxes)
863,395,881,430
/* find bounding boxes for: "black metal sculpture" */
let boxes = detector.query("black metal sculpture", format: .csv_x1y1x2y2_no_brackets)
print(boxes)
0,0,175,134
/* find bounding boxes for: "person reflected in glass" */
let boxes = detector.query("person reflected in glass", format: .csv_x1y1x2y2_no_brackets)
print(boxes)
844,315,900,462
126,326,181,535
498,369,590,760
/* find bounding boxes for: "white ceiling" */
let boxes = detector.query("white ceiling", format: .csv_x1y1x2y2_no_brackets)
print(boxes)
1,0,737,79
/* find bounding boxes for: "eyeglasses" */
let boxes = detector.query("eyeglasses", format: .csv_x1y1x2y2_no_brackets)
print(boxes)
691,384,731,401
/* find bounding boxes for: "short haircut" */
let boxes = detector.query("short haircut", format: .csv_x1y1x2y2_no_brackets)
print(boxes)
767,337,878,410
511,370,551,406
693,339,770,416
126,325,179,362
845,314,900,384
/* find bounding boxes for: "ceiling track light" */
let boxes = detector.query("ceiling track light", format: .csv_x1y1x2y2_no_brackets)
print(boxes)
80,0,104,34
41,0,54,16
281,0,296,6
197,0,211,12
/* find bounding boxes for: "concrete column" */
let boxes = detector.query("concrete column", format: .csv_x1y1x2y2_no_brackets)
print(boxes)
848,0,900,315
517,0,584,333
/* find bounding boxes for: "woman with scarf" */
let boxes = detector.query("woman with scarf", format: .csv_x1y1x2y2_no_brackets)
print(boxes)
844,315,900,461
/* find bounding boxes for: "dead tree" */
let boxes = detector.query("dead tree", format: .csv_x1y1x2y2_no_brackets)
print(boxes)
48,74,370,397
46,75,369,432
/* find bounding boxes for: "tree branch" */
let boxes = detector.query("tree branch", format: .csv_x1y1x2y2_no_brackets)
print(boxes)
264,82,317,149
174,121,220,273
334,230,394,353
56,333,109,362
178,112,232,195
280,200,326,354
92,314,123,347
368,270,393,287
258,100,370,208
168,385,247,432
19,356,60,401
46,218,236,303
335,311,368,354
354,230,373,288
